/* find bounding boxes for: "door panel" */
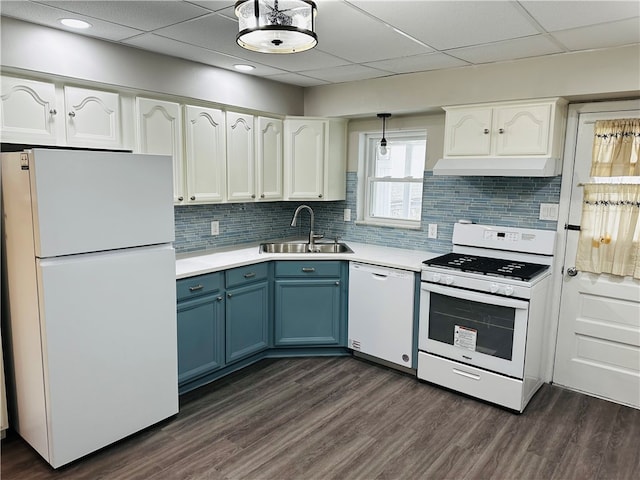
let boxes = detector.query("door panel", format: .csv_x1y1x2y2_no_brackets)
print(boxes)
553,102,640,408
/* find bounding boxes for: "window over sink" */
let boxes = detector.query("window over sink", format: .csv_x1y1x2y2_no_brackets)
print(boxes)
358,129,426,229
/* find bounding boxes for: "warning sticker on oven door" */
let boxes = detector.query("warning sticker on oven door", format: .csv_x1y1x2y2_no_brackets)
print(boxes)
454,325,477,351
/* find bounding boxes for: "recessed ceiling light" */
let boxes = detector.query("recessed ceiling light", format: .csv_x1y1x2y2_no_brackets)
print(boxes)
60,18,92,29
234,64,256,72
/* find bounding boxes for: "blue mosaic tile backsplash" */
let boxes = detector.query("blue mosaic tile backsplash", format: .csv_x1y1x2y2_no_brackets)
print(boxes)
174,171,561,254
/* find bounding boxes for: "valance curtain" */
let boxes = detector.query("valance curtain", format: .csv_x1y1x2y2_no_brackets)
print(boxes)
576,119,640,279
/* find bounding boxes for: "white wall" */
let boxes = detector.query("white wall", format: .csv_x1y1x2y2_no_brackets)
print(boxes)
304,44,640,117
0,17,304,116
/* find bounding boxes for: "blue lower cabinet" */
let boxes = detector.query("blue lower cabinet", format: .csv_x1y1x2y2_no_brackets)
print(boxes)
225,280,270,363
274,261,346,347
176,292,225,385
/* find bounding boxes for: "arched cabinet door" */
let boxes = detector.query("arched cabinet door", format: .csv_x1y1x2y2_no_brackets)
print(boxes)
0,76,59,145
256,116,283,201
226,111,255,202
64,86,122,149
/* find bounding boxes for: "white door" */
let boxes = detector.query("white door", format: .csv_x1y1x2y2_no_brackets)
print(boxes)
184,105,226,204
38,245,178,468
226,111,255,202
137,97,183,203
64,86,121,149
256,116,283,201
0,76,59,144
553,100,640,408
28,149,174,257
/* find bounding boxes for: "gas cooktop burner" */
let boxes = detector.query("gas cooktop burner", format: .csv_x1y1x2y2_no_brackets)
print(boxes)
423,253,549,281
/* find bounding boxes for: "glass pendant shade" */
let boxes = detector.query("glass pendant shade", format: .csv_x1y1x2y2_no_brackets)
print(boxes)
235,0,317,54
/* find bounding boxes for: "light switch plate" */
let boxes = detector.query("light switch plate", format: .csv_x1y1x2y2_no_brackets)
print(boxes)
428,223,438,239
343,208,351,222
211,221,219,236
539,203,559,221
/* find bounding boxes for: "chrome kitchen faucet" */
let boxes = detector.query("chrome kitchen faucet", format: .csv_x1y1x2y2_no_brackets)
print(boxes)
290,204,323,251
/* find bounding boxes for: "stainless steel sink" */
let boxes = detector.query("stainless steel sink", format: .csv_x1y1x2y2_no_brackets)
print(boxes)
260,242,353,254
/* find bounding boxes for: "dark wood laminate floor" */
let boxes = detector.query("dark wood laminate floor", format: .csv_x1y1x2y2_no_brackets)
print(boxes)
2,356,639,480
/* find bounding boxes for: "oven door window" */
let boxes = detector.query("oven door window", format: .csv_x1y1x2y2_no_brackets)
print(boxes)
428,292,516,360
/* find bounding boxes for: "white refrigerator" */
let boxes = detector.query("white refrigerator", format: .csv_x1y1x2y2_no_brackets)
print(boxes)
1,148,178,468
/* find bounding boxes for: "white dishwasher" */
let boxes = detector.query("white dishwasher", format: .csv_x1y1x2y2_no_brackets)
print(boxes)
348,262,415,369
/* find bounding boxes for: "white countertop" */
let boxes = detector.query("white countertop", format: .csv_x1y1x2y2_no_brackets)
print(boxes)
176,241,440,279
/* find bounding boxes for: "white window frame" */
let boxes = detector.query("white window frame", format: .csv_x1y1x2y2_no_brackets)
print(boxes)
357,129,426,229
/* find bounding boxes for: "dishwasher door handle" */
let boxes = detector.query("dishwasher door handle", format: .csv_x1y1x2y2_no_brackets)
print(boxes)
372,273,388,279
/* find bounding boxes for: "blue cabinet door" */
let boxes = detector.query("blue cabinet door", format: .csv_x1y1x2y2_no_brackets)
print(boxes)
225,280,270,363
177,293,225,385
274,278,341,346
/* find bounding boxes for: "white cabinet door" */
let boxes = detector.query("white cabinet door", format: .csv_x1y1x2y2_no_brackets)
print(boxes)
0,76,59,145
443,107,493,156
226,112,255,202
284,118,325,199
256,116,283,201
494,104,551,156
184,105,226,204
137,97,183,203
64,86,121,149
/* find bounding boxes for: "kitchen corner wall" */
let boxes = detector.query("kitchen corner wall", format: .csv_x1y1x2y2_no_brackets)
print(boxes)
173,172,561,254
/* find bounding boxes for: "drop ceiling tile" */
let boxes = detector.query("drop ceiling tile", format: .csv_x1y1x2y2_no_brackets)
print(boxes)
550,18,640,51
313,1,432,63
347,0,541,50
263,72,331,87
520,0,640,32
185,1,235,13
298,64,391,83
447,34,564,64
36,0,211,31
0,1,143,41
124,33,286,76
364,52,468,74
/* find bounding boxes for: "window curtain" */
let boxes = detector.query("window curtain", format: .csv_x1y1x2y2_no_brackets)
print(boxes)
576,119,640,279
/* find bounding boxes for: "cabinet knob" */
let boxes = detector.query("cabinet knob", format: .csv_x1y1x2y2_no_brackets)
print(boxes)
335,281,340,286
251,194,256,199
49,109,57,116
260,194,265,198
227,293,233,298
498,128,505,134
483,128,489,134
190,196,196,201
216,296,223,302
177,196,184,201
318,194,323,198
68,111,76,118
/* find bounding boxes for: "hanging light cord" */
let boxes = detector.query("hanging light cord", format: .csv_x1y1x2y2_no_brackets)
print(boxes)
377,113,391,155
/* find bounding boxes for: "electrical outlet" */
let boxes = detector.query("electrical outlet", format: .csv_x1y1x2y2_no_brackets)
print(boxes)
210,221,219,236
428,223,438,239
343,208,351,222
539,203,559,221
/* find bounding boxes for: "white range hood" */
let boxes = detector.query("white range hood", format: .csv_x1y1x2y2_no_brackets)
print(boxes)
432,156,561,177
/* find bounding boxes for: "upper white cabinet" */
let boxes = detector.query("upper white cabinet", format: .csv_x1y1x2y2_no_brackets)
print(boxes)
63,86,121,148
284,117,347,201
0,77,124,149
1,76,58,144
443,99,567,159
226,111,255,202
438,98,567,176
256,116,283,201
136,97,183,203
184,105,226,204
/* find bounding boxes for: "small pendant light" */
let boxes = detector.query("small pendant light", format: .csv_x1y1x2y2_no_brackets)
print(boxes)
377,113,391,157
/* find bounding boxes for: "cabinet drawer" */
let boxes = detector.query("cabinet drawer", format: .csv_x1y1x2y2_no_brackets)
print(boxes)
176,272,223,301
275,261,341,278
226,262,269,288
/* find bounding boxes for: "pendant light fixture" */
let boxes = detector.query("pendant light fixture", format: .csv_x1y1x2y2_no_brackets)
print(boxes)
235,0,317,54
377,113,391,157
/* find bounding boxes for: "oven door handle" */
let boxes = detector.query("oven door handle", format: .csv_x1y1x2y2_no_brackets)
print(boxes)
421,282,529,310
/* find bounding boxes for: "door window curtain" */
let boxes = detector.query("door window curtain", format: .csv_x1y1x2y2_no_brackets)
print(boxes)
576,119,640,279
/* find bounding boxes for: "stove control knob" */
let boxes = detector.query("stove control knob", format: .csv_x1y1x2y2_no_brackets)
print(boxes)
445,276,454,285
504,286,514,296
432,273,441,283
490,283,499,293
